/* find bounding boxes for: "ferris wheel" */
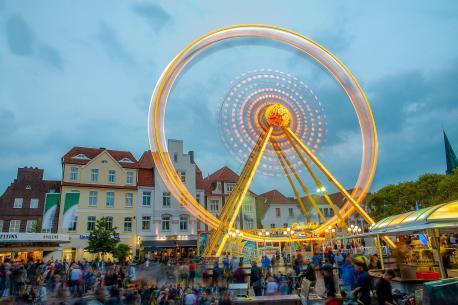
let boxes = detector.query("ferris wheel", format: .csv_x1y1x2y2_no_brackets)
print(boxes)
148,24,394,256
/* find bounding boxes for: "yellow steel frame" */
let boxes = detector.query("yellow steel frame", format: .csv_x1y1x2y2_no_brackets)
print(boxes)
271,140,310,222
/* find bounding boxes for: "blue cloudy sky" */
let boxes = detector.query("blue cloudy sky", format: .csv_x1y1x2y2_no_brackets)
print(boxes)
1,1,458,196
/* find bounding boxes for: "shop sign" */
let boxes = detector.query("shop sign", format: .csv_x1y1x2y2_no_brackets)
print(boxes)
79,233,120,239
0,233,70,242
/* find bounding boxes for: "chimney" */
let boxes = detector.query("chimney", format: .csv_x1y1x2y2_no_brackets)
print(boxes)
189,151,195,164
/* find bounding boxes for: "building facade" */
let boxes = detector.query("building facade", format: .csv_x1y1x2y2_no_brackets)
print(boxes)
58,147,139,261
0,167,61,262
257,189,302,229
204,166,257,230
136,140,205,256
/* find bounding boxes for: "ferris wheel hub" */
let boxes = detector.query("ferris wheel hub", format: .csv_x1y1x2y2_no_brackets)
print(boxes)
265,103,292,127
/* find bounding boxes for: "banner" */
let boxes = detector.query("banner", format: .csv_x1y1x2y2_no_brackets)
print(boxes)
62,192,80,229
42,193,60,232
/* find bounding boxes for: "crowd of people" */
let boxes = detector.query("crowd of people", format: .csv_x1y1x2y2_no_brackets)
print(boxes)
0,249,396,305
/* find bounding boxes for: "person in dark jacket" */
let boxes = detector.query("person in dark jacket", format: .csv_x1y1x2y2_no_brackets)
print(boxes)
375,269,395,305
250,261,262,296
233,262,245,283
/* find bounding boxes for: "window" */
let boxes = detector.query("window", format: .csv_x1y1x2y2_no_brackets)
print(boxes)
179,216,188,231
70,167,78,181
108,170,116,183
142,216,151,231
106,192,115,207
270,224,276,229
13,198,23,208
283,223,289,228
26,220,37,233
125,193,133,207
27,198,39,209
0,220,3,232
91,169,99,182
225,183,235,193
89,191,98,206
124,217,132,232
10,220,21,232
105,216,113,229
178,171,186,183
209,200,219,211
68,217,77,231
275,208,281,217
142,191,151,206
161,215,171,231
288,208,294,217
173,153,178,162
26,185,31,190
196,194,201,203
126,172,134,184
87,216,96,231
162,192,171,208
245,219,254,229
105,217,113,229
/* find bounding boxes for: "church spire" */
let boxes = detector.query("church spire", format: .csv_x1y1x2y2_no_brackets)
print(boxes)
444,130,458,174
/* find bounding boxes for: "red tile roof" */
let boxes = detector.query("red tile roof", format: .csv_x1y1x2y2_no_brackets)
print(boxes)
138,151,155,169
63,147,138,169
203,166,240,195
257,189,296,204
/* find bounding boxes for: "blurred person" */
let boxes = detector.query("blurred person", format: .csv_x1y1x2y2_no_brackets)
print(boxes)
375,269,395,305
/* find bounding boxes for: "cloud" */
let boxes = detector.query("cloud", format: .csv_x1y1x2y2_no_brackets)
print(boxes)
96,22,134,64
4,15,63,69
5,16,34,56
132,3,171,32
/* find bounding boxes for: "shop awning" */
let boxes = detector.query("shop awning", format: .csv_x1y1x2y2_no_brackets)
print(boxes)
143,239,197,251
369,200,458,234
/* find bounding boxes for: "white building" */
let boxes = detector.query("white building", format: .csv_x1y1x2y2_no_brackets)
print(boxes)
257,189,303,229
136,140,205,256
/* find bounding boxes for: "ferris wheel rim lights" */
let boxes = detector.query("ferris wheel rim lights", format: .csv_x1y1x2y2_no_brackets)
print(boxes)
148,24,378,242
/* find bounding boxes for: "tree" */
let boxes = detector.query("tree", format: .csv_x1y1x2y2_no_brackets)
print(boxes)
113,243,131,262
85,217,120,258
367,170,458,221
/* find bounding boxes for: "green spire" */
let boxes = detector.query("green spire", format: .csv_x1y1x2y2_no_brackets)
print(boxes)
444,130,458,174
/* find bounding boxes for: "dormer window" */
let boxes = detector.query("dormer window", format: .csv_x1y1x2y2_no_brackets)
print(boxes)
101,160,108,164
25,185,31,190
72,154,90,160
119,157,133,163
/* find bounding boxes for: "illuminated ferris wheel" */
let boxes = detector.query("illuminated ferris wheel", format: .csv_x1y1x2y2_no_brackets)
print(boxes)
148,24,395,257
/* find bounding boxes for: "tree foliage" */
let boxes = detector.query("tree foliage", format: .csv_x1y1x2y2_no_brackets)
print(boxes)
367,170,458,221
85,217,120,257
113,243,131,262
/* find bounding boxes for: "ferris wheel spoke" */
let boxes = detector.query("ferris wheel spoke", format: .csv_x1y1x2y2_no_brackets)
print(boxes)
271,140,311,223
284,127,376,227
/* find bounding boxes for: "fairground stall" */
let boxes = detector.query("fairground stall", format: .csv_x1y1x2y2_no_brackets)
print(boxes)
367,200,458,304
